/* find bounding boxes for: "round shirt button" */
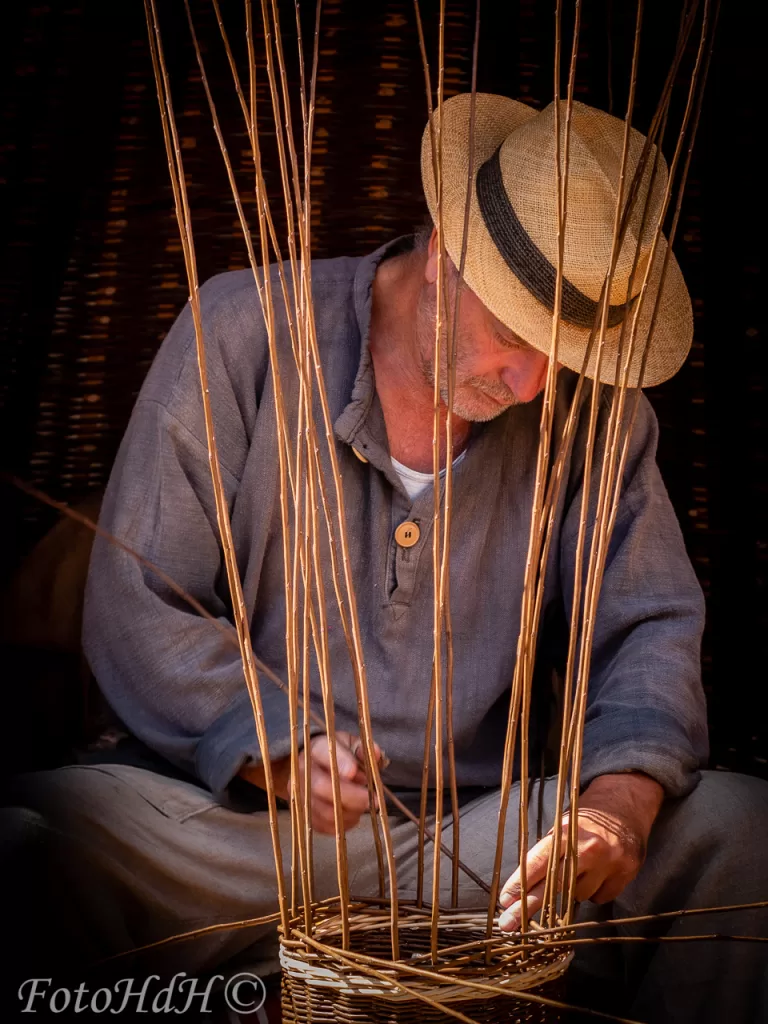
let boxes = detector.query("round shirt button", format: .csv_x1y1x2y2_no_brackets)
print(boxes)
394,520,420,548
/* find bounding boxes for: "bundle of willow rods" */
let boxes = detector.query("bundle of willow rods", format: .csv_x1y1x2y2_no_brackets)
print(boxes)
131,0,723,1021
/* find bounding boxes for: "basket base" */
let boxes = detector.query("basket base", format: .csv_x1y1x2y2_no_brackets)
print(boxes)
280,972,566,1023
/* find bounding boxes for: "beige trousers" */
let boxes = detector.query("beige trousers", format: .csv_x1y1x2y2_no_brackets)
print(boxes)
10,764,768,1023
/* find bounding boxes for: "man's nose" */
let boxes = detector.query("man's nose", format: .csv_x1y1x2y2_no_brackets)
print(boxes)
500,350,550,404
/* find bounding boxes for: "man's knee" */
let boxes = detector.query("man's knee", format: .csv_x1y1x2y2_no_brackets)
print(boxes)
7,766,112,827
648,770,768,898
669,770,768,844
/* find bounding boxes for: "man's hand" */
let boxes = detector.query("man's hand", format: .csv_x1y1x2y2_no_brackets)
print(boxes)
498,772,664,932
240,732,383,835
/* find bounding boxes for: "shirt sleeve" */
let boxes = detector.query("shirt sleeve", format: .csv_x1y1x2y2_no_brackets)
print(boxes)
82,274,304,797
559,390,708,798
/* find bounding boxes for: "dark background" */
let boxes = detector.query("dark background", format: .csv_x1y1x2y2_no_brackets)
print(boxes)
0,0,765,776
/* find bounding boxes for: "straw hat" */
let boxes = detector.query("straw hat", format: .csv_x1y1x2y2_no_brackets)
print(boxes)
420,94,693,387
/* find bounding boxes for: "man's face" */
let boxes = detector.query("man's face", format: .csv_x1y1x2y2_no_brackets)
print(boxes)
416,238,551,422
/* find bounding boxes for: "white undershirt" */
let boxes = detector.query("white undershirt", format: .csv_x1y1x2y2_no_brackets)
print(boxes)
390,450,467,502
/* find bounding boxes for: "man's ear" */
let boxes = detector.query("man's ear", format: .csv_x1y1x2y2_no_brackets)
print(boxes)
424,227,439,285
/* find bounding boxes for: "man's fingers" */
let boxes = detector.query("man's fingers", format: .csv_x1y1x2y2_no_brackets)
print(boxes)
498,804,647,929
498,879,547,932
310,764,371,813
573,867,611,903
342,735,387,779
313,812,361,835
311,733,387,793
311,799,365,835
311,734,360,781
295,734,381,833
586,871,631,905
499,833,555,908
499,811,619,910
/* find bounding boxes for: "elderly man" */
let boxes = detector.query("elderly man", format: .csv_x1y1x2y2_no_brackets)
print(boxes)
12,95,767,1022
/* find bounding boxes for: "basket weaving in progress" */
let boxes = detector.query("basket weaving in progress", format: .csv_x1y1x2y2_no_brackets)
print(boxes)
132,1,724,1020
7,1,768,1023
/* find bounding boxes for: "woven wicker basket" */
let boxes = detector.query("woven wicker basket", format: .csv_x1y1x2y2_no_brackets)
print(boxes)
279,901,572,1023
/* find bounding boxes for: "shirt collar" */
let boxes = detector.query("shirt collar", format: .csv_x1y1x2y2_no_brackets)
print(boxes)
334,235,414,482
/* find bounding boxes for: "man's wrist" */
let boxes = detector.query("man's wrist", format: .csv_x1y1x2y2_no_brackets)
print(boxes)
580,771,664,842
240,755,291,796
239,761,266,788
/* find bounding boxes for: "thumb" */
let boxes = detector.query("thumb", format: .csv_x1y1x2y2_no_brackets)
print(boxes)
312,733,360,780
335,741,360,780
336,731,380,778
350,736,389,774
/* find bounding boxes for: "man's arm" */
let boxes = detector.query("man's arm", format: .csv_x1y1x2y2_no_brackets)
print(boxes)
499,389,706,929
83,273,298,796
560,389,708,796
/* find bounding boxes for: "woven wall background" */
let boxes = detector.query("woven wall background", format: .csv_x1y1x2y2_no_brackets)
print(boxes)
1,0,765,776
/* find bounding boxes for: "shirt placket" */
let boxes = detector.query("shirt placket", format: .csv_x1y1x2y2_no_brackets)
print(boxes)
386,478,441,614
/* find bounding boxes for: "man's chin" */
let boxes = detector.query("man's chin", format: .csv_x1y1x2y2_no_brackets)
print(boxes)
450,388,517,423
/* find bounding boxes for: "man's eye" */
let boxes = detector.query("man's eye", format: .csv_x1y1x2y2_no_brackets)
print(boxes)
494,330,520,349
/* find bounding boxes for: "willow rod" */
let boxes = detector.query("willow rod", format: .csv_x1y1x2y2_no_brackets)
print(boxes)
557,0,646,920
491,0,690,934
93,894,767,968
212,1,372,828
95,911,282,966
259,0,354,947
439,0,482,911
511,0,582,943
562,0,713,920
288,389,307,919
553,3,716,905
587,0,714,592
538,0,680,928
296,0,388,903
186,0,324,934
483,0,586,947
213,0,383,861
304,421,353,947
211,0,303,377
412,0,438,915
253,0,402,954
291,0,356,943
144,0,289,935
401,900,768,964
428,0,449,963
509,6,692,862
206,0,376,947
607,0,720,549
416,664,436,908
299,469,315,927
540,0,584,930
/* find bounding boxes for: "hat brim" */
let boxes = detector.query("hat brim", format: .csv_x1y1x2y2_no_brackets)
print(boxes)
421,93,693,387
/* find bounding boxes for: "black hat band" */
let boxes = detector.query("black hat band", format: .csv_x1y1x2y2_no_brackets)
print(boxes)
476,144,632,330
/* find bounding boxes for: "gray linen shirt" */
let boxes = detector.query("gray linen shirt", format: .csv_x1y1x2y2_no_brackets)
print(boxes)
83,238,708,801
